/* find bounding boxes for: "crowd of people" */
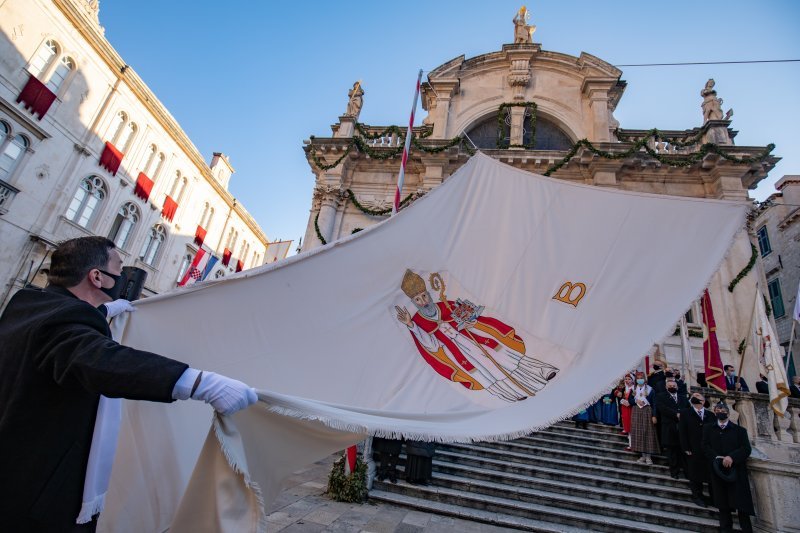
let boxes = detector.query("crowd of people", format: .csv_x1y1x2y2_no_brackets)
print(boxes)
573,361,764,533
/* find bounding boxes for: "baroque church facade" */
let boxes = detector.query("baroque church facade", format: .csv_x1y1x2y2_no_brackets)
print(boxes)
0,0,284,309
300,10,780,382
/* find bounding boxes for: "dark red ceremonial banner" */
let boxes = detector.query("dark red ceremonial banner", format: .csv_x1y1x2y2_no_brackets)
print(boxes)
134,172,154,202
16,74,56,120
99,141,124,175
194,225,207,247
702,289,726,392
161,195,178,222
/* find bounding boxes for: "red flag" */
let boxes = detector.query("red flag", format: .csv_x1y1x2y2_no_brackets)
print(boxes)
701,289,726,392
344,445,357,475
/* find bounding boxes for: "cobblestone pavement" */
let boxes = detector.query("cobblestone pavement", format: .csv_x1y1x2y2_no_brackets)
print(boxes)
266,454,513,533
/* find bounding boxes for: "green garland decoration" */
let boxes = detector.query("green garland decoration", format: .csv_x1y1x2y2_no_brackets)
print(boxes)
727,243,758,292
673,327,705,338
314,212,327,245
764,294,772,318
543,139,775,177
737,338,747,355
496,102,537,149
346,188,414,217
327,456,368,503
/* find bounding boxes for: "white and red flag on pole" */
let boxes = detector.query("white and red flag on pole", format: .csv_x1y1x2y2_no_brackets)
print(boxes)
179,248,212,287
392,69,424,215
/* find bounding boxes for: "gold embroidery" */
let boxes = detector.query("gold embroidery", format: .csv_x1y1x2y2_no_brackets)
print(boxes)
553,281,587,308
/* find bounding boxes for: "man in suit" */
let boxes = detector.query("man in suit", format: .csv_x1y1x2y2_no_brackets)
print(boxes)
724,364,749,392
678,391,716,507
702,401,754,533
655,377,688,478
0,237,258,532
791,375,800,399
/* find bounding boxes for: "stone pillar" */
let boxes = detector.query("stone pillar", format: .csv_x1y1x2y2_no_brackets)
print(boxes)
581,78,617,143
335,116,355,139
509,106,527,147
421,156,446,189
705,164,749,201
422,80,459,139
312,185,345,245
590,163,618,188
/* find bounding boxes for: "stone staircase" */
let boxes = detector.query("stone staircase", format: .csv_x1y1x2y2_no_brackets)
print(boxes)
370,421,735,532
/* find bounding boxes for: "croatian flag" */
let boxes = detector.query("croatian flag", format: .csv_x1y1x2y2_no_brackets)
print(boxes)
179,249,215,287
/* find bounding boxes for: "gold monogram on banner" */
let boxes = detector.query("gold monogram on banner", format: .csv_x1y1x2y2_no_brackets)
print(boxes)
553,281,587,308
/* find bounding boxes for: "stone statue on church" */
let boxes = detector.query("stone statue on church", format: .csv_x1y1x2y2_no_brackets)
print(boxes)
513,6,536,44
344,81,364,119
700,79,725,123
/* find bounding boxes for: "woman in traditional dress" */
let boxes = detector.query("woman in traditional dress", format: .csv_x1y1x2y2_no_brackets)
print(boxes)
619,374,635,449
599,390,619,426
630,371,659,464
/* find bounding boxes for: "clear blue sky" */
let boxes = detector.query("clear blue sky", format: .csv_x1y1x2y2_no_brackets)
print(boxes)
99,1,800,247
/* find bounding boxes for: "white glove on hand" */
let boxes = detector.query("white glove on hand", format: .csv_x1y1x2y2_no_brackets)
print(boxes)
192,371,258,415
104,299,136,319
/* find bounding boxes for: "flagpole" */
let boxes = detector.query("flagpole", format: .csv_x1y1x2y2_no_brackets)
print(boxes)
787,320,796,374
392,69,423,215
738,286,760,389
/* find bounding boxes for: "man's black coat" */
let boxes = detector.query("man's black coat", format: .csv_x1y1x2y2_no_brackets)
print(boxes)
655,390,688,446
702,421,754,515
678,406,716,483
0,286,188,531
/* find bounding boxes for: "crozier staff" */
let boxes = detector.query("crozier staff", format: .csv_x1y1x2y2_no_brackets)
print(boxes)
0,236,258,532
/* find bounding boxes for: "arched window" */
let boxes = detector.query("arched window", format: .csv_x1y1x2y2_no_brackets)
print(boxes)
108,202,140,249
46,55,74,93
0,130,29,181
152,152,165,180
28,39,59,79
139,224,166,266
239,240,248,261
119,122,137,153
177,252,192,282
66,175,106,228
227,229,238,252
170,171,188,201
144,144,158,175
206,207,215,230
251,250,259,267
109,111,127,144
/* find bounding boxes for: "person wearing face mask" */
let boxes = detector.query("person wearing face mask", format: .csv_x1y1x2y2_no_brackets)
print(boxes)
678,392,716,507
618,374,635,445
702,402,754,533
655,378,688,479
0,237,259,532
630,371,659,464
647,360,667,393
723,364,749,392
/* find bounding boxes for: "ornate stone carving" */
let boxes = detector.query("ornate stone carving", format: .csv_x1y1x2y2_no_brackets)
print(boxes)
508,58,531,100
344,81,364,119
312,184,347,209
512,6,536,44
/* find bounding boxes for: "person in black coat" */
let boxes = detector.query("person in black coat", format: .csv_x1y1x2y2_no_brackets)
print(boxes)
373,437,403,483
790,376,800,399
755,374,769,395
678,391,716,507
404,440,436,485
702,401,754,533
723,364,750,392
655,378,689,478
0,237,257,533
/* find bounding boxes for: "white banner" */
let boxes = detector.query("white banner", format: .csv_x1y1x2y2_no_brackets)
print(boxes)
102,153,747,532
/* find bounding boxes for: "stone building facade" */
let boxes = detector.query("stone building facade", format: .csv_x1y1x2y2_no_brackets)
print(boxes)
0,0,279,308
754,175,800,372
300,15,780,384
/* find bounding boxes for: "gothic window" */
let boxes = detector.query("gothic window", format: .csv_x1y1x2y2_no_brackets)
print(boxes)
109,112,127,144
239,240,249,263
0,128,29,181
108,202,140,250
28,39,59,79
226,228,238,252
66,175,106,228
139,224,167,266
169,171,188,201
144,145,164,178
119,121,137,153
46,56,74,93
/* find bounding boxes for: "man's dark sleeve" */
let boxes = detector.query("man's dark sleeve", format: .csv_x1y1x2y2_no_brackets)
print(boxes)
32,314,188,402
739,378,750,392
678,409,690,452
729,426,752,464
702,424,715,460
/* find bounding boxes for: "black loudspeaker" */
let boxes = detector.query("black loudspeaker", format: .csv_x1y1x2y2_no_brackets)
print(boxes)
120,266,147,302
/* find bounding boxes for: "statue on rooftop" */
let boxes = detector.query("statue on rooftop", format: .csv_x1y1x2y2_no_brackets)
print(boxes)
344,81,364,120
700,79,724,123
513,6,536,44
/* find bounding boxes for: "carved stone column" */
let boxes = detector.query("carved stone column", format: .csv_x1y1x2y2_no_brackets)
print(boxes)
422,79,459,138
509,106,527,146
313,185,346,245
581,78,617,143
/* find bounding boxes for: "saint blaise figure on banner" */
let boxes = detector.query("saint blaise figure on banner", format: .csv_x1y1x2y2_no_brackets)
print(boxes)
395,269,558,402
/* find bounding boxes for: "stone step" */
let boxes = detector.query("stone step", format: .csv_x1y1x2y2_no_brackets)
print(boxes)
547,422,631,441
418,451,696,505
441,440,673,476
409,461,719,522
516,433,640,457
371,478,720,532
552,420,626,436
434,445,688,488
529,428,630,450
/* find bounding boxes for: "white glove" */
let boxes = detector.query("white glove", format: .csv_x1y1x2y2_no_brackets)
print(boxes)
104,299,136,319
192,371,258,415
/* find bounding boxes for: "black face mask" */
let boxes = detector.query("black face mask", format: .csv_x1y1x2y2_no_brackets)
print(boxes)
653,365,662,371
667,387,678,393
716,412,729,422
690,397,702,405
665,372,674,378
98,269,125,300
